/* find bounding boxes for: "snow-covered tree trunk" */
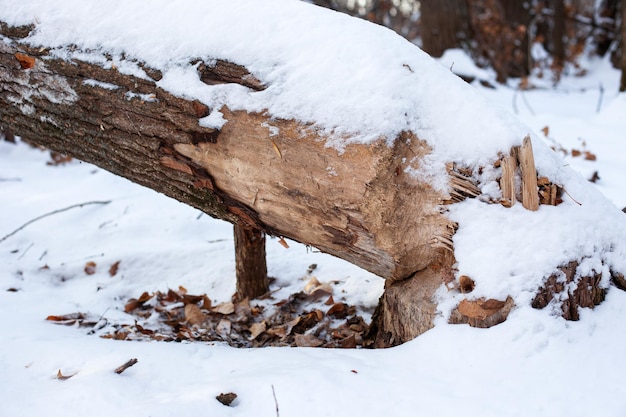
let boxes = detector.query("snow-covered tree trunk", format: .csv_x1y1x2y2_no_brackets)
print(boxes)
1,0,625,348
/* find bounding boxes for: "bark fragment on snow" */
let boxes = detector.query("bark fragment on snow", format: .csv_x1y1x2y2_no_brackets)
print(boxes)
532,261,607,321
449,297,514,328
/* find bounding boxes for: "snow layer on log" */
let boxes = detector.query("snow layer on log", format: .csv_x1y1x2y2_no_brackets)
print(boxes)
1,0,529,180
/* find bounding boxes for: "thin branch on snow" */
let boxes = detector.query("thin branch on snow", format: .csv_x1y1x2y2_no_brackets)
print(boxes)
271,385,280,417
114,358,138,374
0,200,111,244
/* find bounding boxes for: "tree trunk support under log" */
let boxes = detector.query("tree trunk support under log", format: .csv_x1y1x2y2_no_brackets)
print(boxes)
234,224,269,300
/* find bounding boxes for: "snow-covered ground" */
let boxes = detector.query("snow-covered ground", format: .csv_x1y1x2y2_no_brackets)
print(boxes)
2,1,626,415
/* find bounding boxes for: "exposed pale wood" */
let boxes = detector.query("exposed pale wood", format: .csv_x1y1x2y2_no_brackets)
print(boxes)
172,111,456,281
449,296,514,328
0,28,457,284
518,135,539,211
366,253,454,347
500,147,518,207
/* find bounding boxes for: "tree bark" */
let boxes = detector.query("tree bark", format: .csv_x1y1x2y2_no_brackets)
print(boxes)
234,224,269,300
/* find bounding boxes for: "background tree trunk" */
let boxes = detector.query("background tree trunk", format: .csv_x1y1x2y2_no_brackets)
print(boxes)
420,0,471,57
234,225,269,300
621,0,626,91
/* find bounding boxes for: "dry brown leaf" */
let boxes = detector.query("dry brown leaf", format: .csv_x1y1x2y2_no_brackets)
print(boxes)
324,295,335,305
46,313,86,325
202,295,212,310
15,52,35,69
541,126,549,137
285,316,301,335
327,302,346,318
56,369,78,380
137,291,153,303
47,151,73,166
212,302,235,315
310,283,333,298
266,326,287,338
109,261,120,277
571,149,582,157
294,333,324,347
184,304,205,325
248,321,267,340
84,261,97,275
124,298,141,313
278,237,289,248
584,151,597,161
339,334,357,348
178,285,188,295
304,276,321,293
217,318,232,336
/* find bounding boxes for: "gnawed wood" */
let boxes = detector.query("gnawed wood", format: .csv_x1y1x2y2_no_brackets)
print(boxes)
446,163,481,203
366,250,456,347
449,296,514,328
172,112,456,281
500,148,517,207
518,135,539,211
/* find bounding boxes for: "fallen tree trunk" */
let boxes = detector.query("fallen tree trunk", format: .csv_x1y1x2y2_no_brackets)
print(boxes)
1,11,624,348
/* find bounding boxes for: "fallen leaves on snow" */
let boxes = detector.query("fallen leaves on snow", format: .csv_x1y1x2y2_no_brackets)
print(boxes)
49,273,371,348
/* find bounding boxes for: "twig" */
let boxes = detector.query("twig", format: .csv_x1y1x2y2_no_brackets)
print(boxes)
520,90,535,116
562,187,582,206
17,242,33,260
596,82,604,113
0,178,22,182
114,358,138,374
271,384,280,417
0,200,111,244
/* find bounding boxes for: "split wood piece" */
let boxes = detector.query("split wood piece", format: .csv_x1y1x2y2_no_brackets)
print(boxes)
518,135,539,211
499,135,539,210
449,296,514,328
499,147,517,207
446,164,481,203
234,224,269,300
532,261,607,320
537,176,562,206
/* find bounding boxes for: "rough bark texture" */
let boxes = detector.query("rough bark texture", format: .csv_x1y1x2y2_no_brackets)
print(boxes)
0,28,457,283
0,25,461,345
234,225,269,300
532,261,607,320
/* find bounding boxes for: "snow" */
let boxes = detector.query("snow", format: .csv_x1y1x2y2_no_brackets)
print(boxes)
2,1,626,416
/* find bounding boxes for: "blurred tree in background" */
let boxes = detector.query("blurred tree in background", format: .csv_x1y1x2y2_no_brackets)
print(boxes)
311,0,625,88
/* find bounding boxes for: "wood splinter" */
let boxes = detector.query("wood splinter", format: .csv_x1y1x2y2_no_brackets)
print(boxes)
499,135,539,211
